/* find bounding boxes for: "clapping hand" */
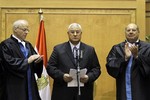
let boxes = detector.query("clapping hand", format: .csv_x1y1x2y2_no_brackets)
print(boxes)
125,43,138,61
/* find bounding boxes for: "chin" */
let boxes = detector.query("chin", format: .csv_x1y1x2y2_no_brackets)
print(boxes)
127,37,135,40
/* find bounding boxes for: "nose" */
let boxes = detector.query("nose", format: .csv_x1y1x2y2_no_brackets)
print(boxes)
130,30,133,32
25,30,29,33
128,30,134,34
73,32,77,36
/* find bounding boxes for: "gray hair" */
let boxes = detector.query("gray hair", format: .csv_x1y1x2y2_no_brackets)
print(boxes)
68,23,82,31
13,20,28,31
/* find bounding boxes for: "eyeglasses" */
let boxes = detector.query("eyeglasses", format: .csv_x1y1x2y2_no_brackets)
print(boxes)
18,28,29,32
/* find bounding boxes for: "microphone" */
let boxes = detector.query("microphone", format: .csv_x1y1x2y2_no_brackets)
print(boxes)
75,49,83,60
80,50,83,59
75,49,79,60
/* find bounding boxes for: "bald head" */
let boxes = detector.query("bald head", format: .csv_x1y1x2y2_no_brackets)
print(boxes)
125,23,140,43
125,23,139,33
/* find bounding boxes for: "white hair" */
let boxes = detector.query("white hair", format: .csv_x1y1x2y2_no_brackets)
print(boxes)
68,23,82,31
13,20,28,31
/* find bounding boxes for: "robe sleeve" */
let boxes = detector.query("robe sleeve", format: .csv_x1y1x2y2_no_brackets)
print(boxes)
106,45,128,78
134,47,150,78
1,42,29,72
27,42,43,78
33,61,43,78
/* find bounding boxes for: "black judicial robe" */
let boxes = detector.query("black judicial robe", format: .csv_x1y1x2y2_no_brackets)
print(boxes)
0,59,4,99
0,36,43,100
0,48,5,100
106,40,150,100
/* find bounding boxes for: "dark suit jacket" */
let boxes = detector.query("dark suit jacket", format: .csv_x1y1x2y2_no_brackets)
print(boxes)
46,41,101,100
106,40,150,100
0,35,43,100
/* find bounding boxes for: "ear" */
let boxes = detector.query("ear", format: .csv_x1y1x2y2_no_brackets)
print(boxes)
14,28,18,33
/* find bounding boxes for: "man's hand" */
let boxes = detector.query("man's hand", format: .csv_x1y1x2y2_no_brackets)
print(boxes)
80,75,89,83
34,55,43,63
129,44,138,58
28,54,43,64
63,73,73,82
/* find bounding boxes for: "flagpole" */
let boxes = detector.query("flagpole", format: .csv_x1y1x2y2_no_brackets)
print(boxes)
38,8,43,21
36,8,51,100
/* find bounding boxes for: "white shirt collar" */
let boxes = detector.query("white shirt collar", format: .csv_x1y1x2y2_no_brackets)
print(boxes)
69,41,80,52
12,34,26,47
126,39,139,44
126,39,139,47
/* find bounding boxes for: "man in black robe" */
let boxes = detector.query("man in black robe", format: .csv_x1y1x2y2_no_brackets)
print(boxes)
0,19,43,100
106,23,150,100
0,45,5,100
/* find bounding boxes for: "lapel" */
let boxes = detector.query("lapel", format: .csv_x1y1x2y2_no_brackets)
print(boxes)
65,42,76,65
78,43,85,69
116,41,126,57
137,40,149,55
25,42,32,57
138,40,145,51
10,36,25,58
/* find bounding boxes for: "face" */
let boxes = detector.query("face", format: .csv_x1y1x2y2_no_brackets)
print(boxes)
14,21,29,41
67,24,82,45
125,23,139,43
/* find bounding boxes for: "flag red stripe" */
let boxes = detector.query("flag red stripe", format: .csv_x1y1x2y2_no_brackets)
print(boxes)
35,20,47,67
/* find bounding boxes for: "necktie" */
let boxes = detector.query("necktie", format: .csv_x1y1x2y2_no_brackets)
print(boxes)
125,55,133,100
19,43,32,100
19,43,28,57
